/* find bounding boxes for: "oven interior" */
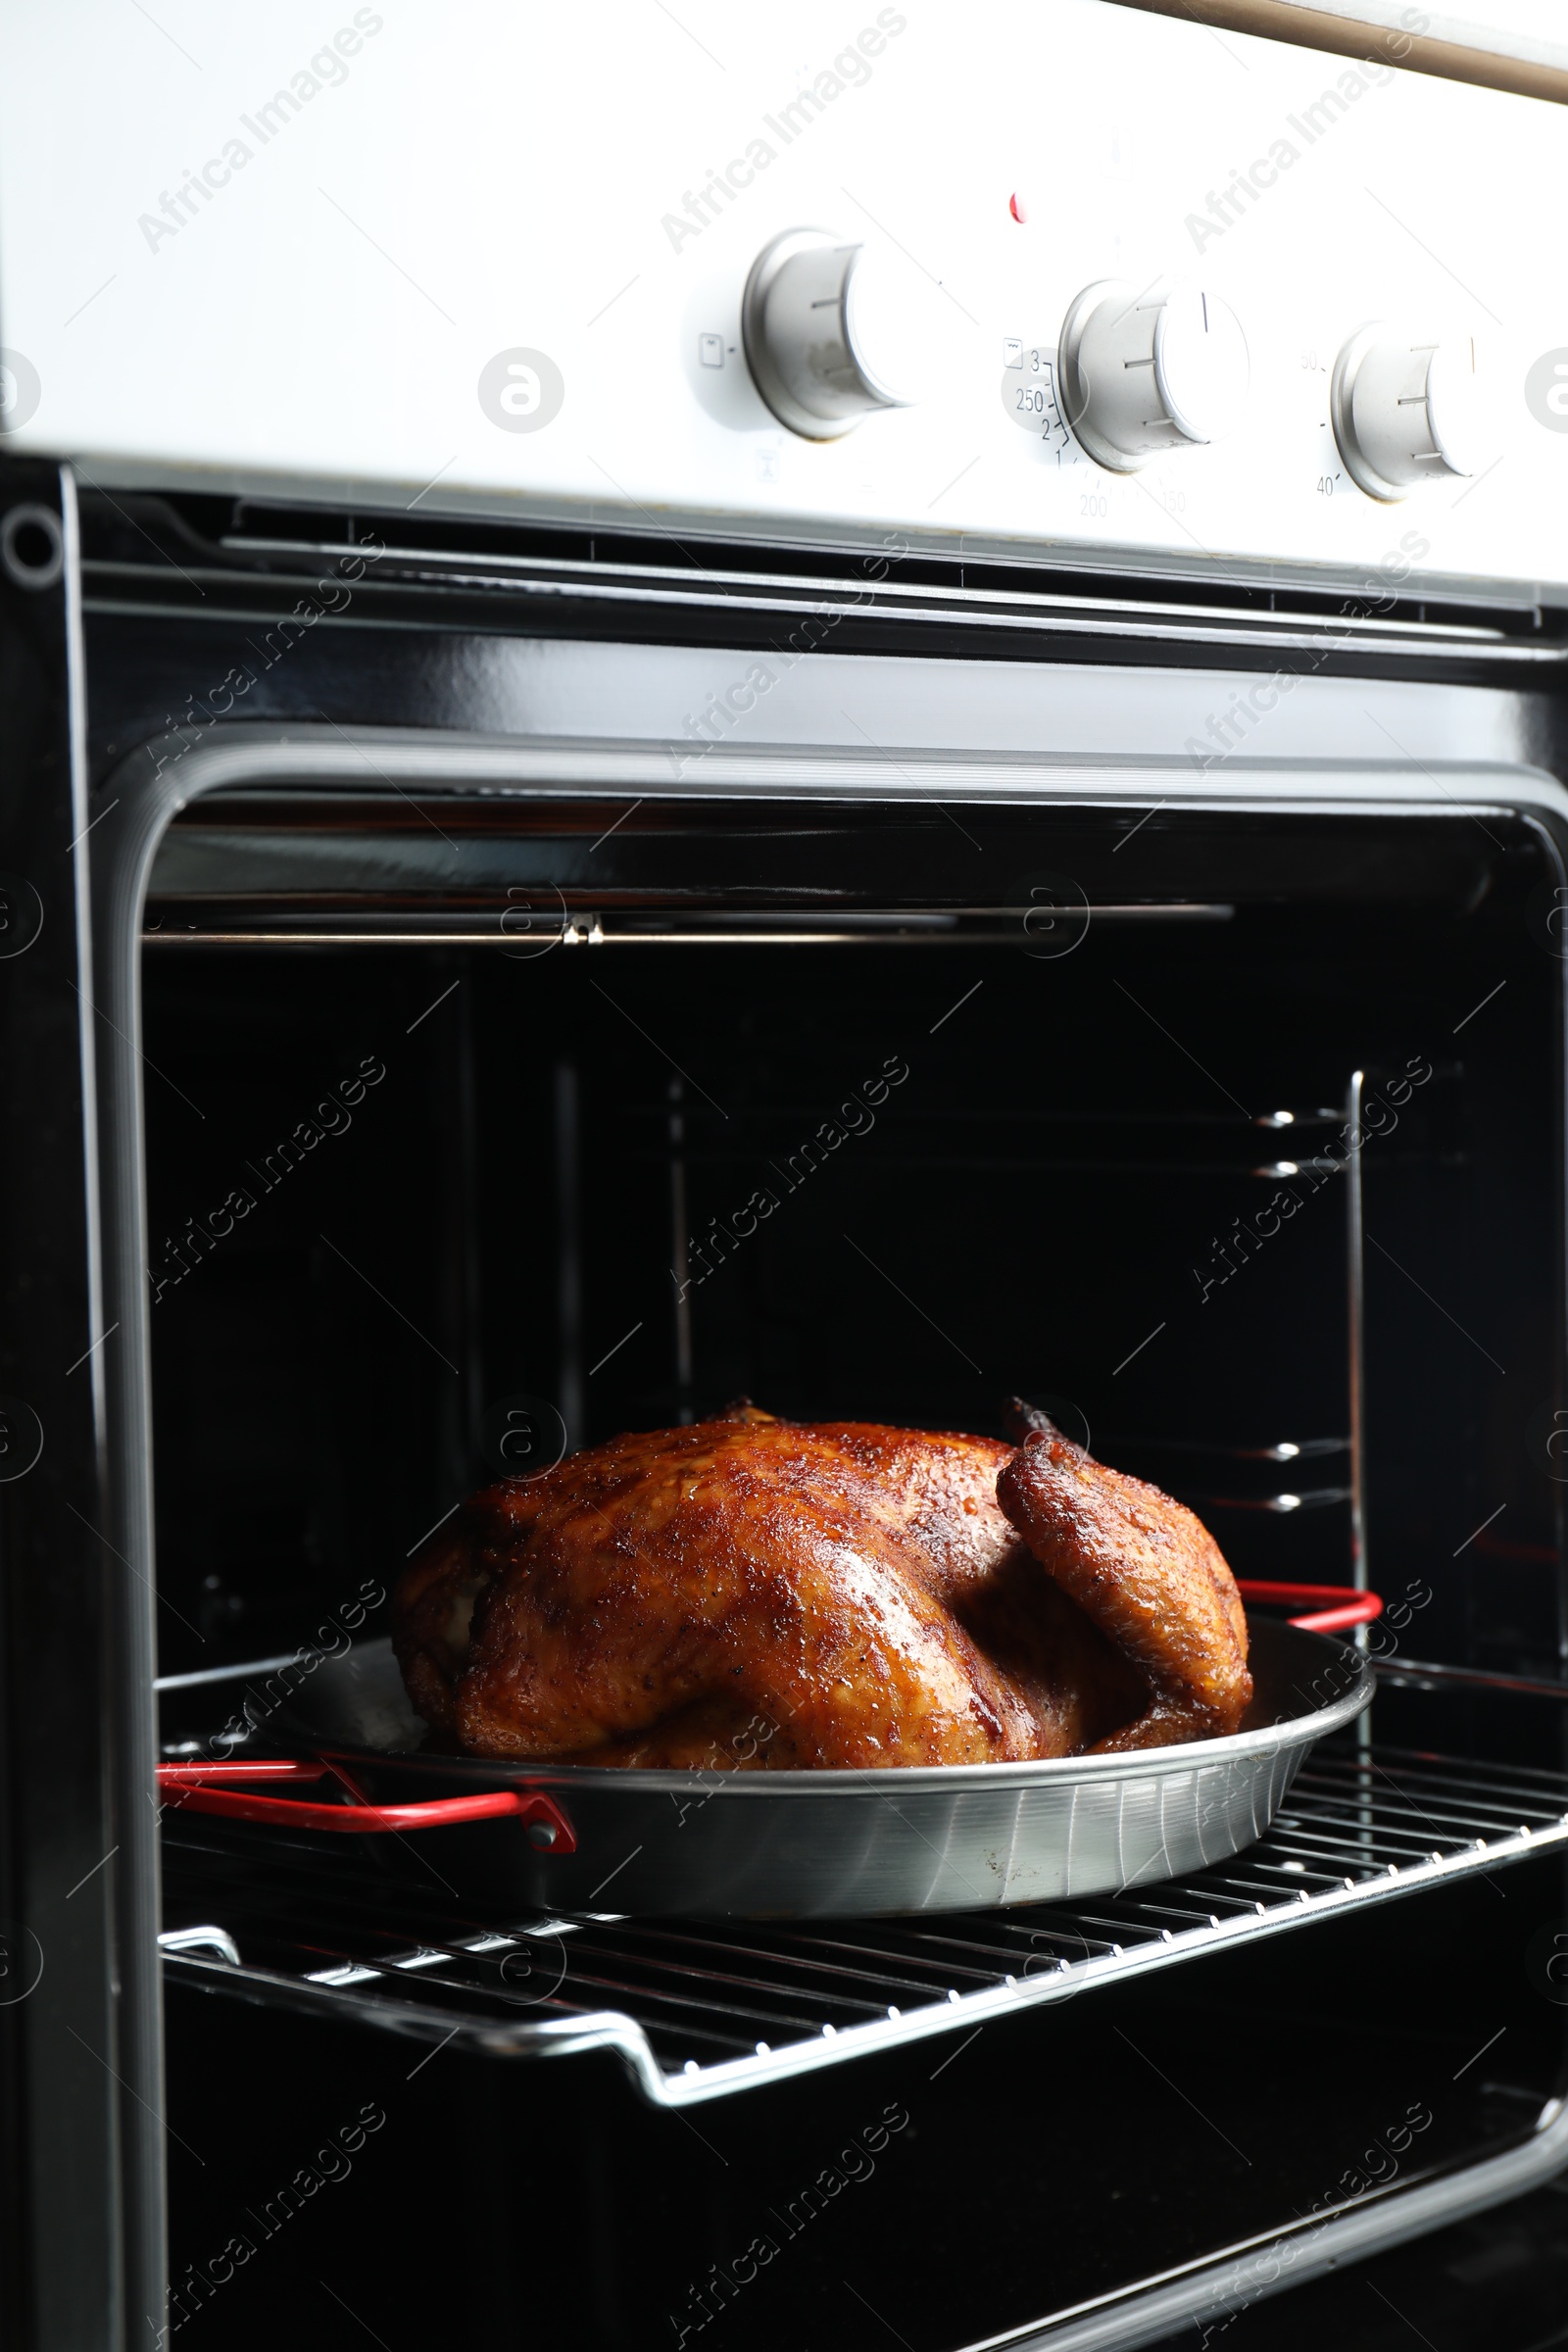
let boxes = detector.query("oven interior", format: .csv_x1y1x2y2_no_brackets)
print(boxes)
143,788,1568,2348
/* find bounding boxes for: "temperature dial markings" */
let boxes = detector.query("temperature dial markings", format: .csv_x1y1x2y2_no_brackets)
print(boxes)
1001,341,1076,464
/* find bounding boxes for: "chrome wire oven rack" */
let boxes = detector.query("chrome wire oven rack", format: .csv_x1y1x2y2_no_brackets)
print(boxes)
161,1723,1568,2110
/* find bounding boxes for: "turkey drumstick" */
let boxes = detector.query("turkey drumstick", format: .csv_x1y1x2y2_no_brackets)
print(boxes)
997,1412,1252,1750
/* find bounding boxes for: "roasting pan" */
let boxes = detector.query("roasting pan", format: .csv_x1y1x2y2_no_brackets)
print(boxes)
160,1618,1372,1920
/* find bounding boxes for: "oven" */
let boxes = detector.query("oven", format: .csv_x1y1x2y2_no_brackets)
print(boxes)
4,5,1568,2349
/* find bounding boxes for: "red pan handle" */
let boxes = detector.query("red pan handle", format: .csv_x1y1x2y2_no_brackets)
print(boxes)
156,1757,576,1850
1238,1580,1384,1635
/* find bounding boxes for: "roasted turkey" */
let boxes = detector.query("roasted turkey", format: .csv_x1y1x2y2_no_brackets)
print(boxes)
391,1402,1252,1767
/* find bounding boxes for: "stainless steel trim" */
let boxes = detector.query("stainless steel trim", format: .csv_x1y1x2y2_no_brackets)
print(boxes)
216,536,1534,637
84,493,1566,675
140,913,1236,948
958,2109,1568,2352
158,1926,240,1967
155,1650,312,1692
1347,1068,1368,1609
95,590,1561,668
97,733,1556,816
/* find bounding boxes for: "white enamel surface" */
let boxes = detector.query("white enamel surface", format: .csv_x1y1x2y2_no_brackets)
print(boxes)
0,0,1562,584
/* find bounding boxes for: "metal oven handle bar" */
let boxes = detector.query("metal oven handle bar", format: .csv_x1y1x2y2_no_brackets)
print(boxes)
155,1757,577,1849
1239,1580,1384,1635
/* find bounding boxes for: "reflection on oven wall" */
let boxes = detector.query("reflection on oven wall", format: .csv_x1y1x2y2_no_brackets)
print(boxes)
2,1,1567,585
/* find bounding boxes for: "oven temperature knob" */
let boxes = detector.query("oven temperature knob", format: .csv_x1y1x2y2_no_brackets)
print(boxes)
1330,325,1492,500
1056,278,1250,472
742,226,930,440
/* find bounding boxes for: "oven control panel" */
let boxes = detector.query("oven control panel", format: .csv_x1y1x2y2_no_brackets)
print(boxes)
2,0,1565,590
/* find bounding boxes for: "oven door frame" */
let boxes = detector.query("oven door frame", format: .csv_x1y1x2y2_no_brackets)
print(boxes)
92,710,1568,2351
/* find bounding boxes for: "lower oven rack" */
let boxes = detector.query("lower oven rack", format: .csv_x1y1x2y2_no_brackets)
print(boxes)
160,1730,1568,2110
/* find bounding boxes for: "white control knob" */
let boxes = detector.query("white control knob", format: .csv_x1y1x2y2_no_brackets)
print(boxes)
1057,279,1250,472
741,227,931,440
1330,325,1492,501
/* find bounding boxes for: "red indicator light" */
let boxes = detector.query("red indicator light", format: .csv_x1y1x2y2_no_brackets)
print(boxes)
1009,192,1028,223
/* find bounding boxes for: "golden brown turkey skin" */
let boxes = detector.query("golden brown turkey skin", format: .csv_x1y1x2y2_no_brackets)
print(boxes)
997,1428,1252,1748
393,1407,1248,1767
395,1410,1150,1766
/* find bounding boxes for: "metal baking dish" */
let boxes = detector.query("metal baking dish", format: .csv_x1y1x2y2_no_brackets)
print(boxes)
162,1617,1372,1920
